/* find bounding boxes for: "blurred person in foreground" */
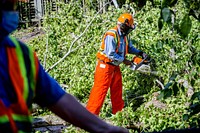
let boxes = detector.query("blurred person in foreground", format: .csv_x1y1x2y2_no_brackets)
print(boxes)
0,0,129,132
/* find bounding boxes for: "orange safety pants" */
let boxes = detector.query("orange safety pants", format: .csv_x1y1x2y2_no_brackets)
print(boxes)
86,60,124,115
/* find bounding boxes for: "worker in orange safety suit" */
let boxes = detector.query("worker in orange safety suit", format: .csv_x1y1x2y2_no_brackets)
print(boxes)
86,13,148,115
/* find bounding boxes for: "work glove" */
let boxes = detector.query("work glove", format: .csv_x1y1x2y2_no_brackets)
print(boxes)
138,51,148,59
123,58,132,66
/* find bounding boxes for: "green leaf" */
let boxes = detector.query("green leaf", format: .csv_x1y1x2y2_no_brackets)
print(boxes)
158,17,163,31
180,14,192,37
161,0,167,8
189,103,200,116
162,8,171,22
189,9,200,22
138,0,147,8
164,89,172,99
164,82,173,89
169,0,178,7
180,84,186,92
169,72,178,81
158,90,165,100
191,92,200,101
183,114,189,121
162,0,178,7
172,82,178,96
191,79,195,87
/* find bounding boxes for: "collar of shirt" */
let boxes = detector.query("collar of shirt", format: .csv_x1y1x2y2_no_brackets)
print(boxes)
117,25,123,37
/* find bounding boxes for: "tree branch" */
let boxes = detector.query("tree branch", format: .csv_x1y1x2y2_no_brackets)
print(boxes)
46,1,111,72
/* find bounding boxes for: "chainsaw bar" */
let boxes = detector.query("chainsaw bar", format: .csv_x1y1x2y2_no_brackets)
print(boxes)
129,56,164,90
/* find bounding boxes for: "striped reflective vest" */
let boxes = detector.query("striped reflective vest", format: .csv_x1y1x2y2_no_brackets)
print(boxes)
0,36,39,133
96,26,129,63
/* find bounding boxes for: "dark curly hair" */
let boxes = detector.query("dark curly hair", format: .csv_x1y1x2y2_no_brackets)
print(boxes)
0,0,18,11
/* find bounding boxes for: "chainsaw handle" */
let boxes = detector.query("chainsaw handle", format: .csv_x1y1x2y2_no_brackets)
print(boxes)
135,56,149,70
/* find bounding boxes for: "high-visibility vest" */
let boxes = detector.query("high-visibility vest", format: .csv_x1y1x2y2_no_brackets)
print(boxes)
0,36,39,133
96,26,129,63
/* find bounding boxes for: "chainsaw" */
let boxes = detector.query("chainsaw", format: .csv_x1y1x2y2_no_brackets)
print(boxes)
129,56,158,75
129,56,165,89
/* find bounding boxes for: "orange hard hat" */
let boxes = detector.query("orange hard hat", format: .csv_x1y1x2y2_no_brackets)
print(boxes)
118,13,134,29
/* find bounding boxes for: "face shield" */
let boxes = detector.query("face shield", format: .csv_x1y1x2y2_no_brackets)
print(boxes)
120,23,136,36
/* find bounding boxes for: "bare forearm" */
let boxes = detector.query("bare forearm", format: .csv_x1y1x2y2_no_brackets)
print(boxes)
49,93,112,132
